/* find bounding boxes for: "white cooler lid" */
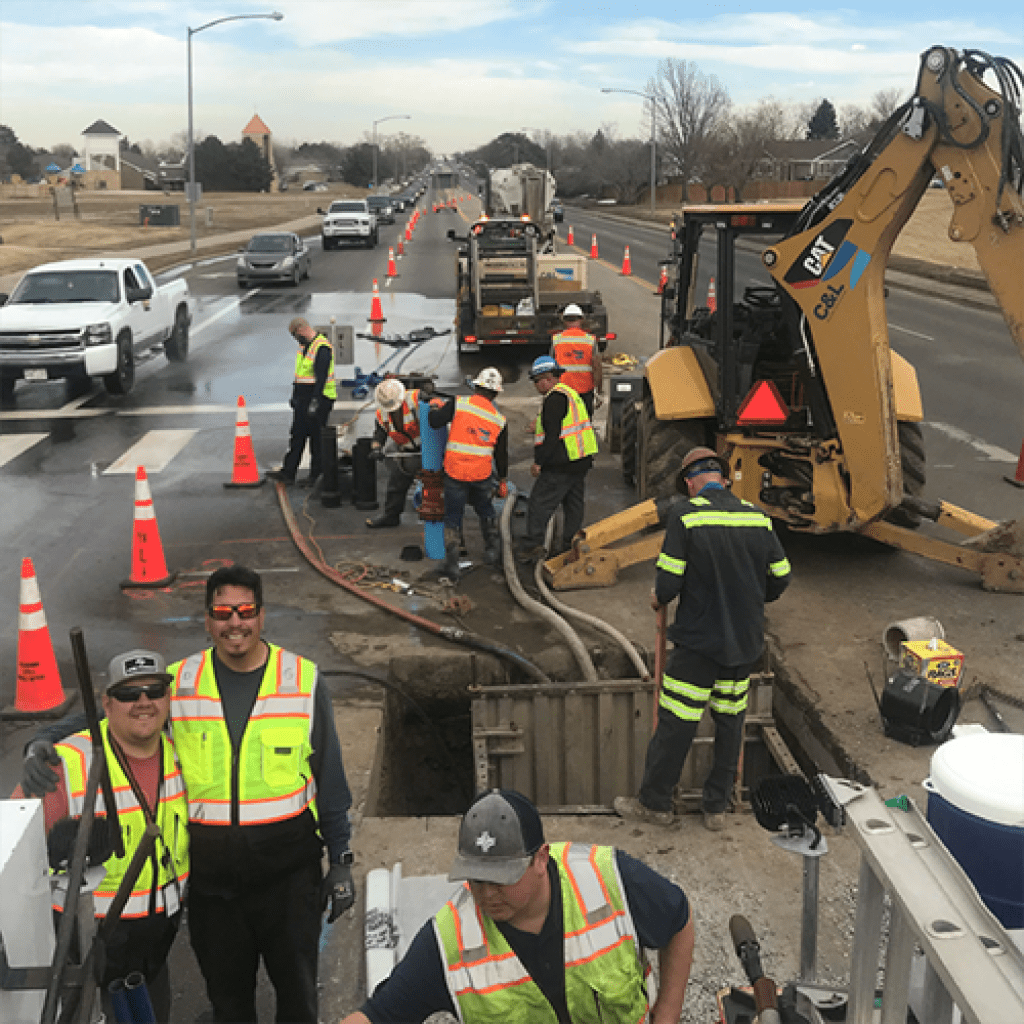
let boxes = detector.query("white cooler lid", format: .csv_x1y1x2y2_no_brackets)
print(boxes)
928,733,1024,827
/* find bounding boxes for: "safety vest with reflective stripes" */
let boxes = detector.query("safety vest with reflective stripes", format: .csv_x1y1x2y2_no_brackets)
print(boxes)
552,327,596,395
375,389,421,447
444,395,506,482
168,644,318,827
54,720,189,919
434,842,649,1024
294,334,337,399
534,382,598,460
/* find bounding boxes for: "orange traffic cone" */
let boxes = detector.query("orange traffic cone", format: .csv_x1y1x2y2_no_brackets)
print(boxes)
1006,440,1024,488
590,234,598,259
387,247,397,278
398,237,405,257
371,319,383,339
225,396,265,489
370,279,385,324
621,246,632,276
404,222,412,243
707,276,717,313
656,265,668,295
7,557,72,716
567,226,574,246
121,466,175,590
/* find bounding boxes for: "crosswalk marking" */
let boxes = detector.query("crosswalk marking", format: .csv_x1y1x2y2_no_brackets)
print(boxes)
0,432,48,468
103,429,199,475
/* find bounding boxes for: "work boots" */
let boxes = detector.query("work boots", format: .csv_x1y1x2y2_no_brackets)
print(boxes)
480,517,501,567
443,528,461,580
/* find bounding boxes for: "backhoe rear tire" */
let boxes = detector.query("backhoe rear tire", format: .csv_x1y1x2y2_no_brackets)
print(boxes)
885,421,927,529
637,393,712,501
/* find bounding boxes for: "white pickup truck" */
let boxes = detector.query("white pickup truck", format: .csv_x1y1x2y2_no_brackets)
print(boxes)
319,200,378,250
0,258,191,399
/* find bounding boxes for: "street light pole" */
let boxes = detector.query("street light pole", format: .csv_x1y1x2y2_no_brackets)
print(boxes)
601,87,657,216
372,114,410,191
187,11,283,254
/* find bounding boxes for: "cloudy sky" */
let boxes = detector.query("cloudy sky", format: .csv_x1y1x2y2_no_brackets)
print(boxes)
2,1,1021,155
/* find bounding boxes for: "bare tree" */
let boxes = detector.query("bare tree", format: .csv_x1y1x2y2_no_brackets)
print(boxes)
839,103,873,136
703,99,790,199
871,87,905,123
605,138,651,204
648,59,730,185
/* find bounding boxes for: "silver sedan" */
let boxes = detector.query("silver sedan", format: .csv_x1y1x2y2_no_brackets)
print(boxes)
237,232,312,288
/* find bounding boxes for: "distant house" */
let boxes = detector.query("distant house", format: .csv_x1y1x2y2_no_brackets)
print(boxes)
120,151,162,191
759,138,863,182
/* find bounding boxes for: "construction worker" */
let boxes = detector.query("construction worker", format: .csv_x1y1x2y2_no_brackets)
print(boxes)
615,448,791,830
29,650,188,1024
267,316,336,487
550,302,602,415
517,355,597,563
427,367,508,578
22,565,355,1024
339,788,694,1024
366,377,422,529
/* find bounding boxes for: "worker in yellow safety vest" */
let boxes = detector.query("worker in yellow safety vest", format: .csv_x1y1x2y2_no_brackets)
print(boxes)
551,302,602,415
517,354,598,564
40,650,188,1024
427,367,509,578
340,789,695,1024
267,316,337,487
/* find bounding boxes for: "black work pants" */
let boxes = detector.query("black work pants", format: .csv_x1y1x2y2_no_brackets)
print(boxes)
381,448,422,520
524,469,587,551
188,859,321,1024
639,646,753,814
283,396,333,481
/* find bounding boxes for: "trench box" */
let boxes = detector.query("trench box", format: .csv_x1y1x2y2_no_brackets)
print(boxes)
471,672,792,813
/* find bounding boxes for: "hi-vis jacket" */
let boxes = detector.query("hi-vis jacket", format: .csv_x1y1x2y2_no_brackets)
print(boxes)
655,485,791,665
168,644,318,827
54,720,189,919
434,843,649,1024
551,327,597,395
444,395,506,482
534,382,597,462
294,334,337,400
375,389,421,448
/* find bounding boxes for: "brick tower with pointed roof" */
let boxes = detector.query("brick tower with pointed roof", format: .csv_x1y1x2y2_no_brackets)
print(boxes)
242,114,276,189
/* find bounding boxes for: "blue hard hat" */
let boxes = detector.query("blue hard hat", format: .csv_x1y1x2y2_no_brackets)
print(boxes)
529,355,562,380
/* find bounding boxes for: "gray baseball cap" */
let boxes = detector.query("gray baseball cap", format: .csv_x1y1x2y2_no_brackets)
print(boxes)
106,649,172,691
448,789,546,885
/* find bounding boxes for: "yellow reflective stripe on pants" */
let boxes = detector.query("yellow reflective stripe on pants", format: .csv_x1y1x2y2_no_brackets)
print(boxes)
660,672,749,719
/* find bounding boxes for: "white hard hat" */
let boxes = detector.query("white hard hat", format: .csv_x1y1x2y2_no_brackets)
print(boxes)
472,367,504,392
562,303,584,318
375,378,406,413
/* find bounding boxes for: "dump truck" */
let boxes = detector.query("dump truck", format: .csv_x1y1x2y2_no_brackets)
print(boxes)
554,45,1024,592
487,163,557,238
449,217,614,354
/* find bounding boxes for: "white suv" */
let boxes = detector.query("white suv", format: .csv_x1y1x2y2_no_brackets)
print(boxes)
320,200,378,250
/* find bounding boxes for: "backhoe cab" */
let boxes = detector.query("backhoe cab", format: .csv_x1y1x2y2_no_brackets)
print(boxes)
587,46,1024,593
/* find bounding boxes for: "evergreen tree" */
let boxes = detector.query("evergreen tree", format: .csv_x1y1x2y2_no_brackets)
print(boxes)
806,99,840,140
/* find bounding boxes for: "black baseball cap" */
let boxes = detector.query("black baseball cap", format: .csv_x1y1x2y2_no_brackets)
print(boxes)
448,789,546,885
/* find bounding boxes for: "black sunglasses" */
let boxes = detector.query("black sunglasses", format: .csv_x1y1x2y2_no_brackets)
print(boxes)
109,681,169,703
208,602,261,621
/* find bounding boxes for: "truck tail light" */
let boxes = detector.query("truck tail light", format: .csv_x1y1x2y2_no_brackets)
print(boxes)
604,333,617,341
464,335,477,344
737,380,789,425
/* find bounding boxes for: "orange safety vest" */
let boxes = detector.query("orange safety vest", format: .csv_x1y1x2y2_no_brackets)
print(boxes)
375,389,421,447
444,395,506,482
551,326,596,395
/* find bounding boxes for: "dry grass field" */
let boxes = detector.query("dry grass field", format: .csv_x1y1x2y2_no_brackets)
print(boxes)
0,185,979,282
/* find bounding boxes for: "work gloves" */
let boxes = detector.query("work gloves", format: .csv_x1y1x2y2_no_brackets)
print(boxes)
306,398,321,419
23,739,61,797
47,815,115,871
369,444,385,462
322,862,356,922
494,479,509,499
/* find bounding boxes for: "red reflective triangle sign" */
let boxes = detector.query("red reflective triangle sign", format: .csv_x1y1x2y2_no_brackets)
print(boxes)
737,379,789,424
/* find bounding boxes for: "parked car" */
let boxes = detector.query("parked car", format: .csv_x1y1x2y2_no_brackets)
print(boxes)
237,232,311,288
367,195,395,225
320,200,378,249
302,181,328,192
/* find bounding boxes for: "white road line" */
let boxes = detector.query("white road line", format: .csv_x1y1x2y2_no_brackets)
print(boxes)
927,421,1017,462
103,429,198,474
193,297,247,336
889,323,934,341
60,391,100,411
0,432,48,467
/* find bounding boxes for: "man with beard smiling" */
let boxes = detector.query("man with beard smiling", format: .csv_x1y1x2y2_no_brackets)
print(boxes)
341,789,694,1024
22,564,355,1024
